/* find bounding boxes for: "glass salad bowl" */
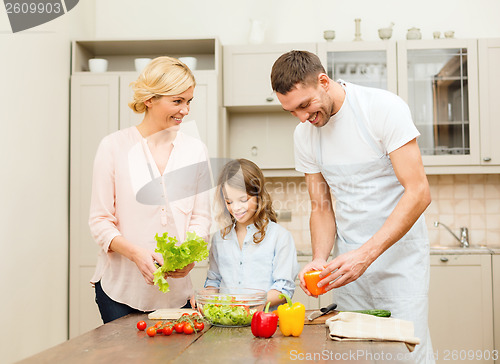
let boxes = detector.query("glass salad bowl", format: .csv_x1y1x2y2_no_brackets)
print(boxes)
194,287,267,327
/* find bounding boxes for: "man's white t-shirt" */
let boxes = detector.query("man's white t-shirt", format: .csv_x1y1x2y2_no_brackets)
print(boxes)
294,81,420,174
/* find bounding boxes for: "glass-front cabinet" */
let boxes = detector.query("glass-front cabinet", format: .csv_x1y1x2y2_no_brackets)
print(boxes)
397,39,479,166
317,41,397,94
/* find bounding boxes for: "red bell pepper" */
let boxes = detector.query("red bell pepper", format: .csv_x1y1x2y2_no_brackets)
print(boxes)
251,302,278,338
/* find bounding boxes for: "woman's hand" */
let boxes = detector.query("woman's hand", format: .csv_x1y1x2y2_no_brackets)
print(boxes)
130,247,163,285
298,258,328,297
165,262,195,279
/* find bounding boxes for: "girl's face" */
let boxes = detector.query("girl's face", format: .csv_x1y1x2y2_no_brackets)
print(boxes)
223,184,258,227
146,86,194,129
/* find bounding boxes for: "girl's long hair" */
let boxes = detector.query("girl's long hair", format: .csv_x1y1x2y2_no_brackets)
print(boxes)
214,159,276,244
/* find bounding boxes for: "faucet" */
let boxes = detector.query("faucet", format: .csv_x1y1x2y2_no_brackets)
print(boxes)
434,221,469,248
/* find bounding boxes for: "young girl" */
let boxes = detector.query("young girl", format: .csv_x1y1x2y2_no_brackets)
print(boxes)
205,158,299,307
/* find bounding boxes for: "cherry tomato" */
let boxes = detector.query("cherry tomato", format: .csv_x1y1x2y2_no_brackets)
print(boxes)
183,323,194,334
174,322,185,333
181,313,190,317
146,327,157,337
194,321,204,331
162,325,173,336
154,321,163,328
136,321,147,331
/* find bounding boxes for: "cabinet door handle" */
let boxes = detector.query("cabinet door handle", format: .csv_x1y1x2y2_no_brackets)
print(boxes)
265,97,274,102
483,157,492,162
251,146,258,156
440,257,449,262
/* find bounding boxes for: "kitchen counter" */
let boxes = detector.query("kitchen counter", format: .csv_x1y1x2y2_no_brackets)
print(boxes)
18,313,415,364
297,246,498,257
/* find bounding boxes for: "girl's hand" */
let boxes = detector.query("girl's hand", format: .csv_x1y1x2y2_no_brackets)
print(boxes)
298,258,328,297
131,247,163,285
165,262,195,279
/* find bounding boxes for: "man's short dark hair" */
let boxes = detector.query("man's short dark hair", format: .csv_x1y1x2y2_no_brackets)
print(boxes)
270,50,326,95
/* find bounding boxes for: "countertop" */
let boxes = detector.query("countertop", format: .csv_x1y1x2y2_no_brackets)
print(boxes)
297,246,498,257
18,313,415,364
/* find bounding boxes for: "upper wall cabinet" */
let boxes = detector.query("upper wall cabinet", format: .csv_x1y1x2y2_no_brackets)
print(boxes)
223,43,317,108
317,41,397,94
397,39,480,167
478,38,500,166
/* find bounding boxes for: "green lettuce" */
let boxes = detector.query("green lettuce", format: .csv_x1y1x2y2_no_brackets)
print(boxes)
153,231,209,293
203,302,256,326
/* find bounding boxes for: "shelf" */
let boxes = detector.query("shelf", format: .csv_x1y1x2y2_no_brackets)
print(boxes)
72,38,219,73
415,120,470,126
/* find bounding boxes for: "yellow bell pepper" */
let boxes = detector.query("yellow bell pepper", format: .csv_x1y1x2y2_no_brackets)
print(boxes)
277,293,305,337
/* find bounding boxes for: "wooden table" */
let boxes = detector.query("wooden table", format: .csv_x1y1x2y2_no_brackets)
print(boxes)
18,313,415,363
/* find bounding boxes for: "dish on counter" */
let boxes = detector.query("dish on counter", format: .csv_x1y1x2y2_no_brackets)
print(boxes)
195,287,266,327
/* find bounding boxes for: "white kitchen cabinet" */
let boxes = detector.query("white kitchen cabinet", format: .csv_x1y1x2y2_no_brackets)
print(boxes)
397,39,480,166
223,43,315,176
69,74,119,336
69,39,222,337
429,254,494,363
317,40,397,94
492,255,500,364
223,43,317,107
478,38,500,166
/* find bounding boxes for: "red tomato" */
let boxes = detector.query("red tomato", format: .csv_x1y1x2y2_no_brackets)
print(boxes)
181,313,190,317
154,321,163,328
174,322,185,333
146,327,157,337
183,323,194,334
194,321,204,331
163,325,173,336
136,321,147,331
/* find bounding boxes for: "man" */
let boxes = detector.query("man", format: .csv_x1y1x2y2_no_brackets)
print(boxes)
271,50,434,363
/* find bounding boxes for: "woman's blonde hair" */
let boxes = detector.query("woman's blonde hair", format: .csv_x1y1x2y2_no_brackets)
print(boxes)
128,56,196,114
214,159,277,244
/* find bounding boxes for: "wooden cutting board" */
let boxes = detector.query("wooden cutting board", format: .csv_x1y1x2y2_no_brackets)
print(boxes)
148,308,198,320
304,309,339,325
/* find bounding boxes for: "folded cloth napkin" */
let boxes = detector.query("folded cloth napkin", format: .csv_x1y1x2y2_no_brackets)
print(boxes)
325,312,420,352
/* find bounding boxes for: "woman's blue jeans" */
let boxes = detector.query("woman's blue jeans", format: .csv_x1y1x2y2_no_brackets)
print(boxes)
94,281,191,323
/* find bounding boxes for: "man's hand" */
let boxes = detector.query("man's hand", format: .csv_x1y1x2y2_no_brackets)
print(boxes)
317,247,374,291
299,258,328,297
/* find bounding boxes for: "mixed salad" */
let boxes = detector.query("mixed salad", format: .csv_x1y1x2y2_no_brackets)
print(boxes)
201,296,258,326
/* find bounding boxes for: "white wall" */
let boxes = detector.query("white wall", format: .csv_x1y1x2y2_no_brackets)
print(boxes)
94,0,500,43
1,1,500,363
0,2,94,363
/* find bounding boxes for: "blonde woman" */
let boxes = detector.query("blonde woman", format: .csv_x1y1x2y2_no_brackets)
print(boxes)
89,56,211,323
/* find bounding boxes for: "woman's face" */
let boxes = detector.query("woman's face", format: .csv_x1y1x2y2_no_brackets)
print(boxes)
147,86,194,129
223,184,258,227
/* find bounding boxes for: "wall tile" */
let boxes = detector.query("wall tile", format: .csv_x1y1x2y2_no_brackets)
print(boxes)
438,175,454,185
469,199,486,214
486,214,500,229
470,184,485,199
486,199,500,214
453,184,469,199
439,185,453,199
485,184,500,199
273,173,500,250
470,214,486,229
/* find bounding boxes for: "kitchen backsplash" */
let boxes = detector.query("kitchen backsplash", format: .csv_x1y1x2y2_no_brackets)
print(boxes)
267,174,500,252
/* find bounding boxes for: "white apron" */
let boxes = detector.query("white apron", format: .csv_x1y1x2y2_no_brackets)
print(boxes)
316,84,435,363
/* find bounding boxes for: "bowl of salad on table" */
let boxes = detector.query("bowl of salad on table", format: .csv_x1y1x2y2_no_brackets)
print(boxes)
195,287,267,327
